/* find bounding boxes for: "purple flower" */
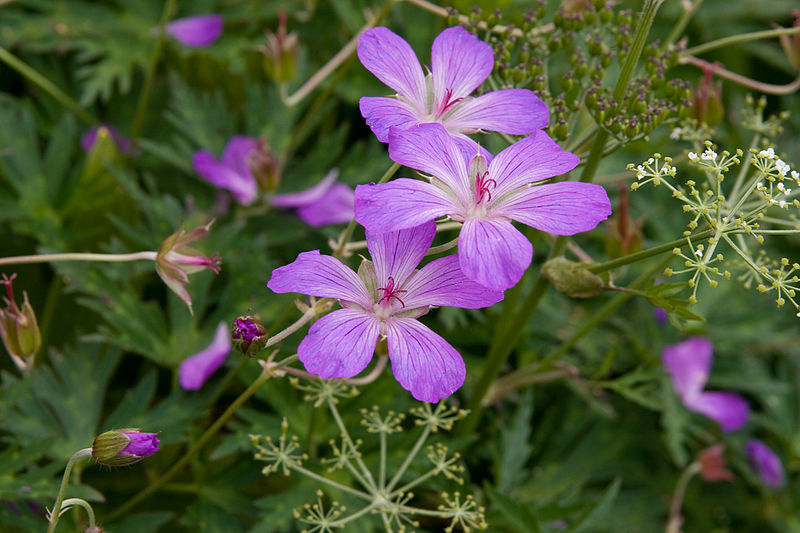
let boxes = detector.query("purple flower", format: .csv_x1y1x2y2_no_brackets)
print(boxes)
267,221,503,402
179,322,231,390
653,306,668,325
166,14,223,47
358,26,548,153
120,431,160,458
354,123,611,290
92,429,159,466
232,315,268,356
193,136,260,205
81,124,132,154
746,440,785,488
271,169,354,227
662,337,749,432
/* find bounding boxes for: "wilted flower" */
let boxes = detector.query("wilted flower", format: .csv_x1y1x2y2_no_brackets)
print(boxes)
179,322,231,390
355,123,611,290
358,26,548,154
693,63,723,127
193,136,265,205
166,14,223,47
0,273,41,373
267,221,503,402
662,337,749,432
232,315,268,356
155,221,221,315
746,440,785,488
81,124,132,154
92,429,159,467
697,444,734,482
271,169,354,227
262,10,298,82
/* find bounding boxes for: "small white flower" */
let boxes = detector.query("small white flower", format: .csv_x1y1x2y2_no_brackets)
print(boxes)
694,249,703,257
757,182,765,191
688,152,699,162
776,159,789,177
758,148,776,159
701,148,717,161
670,128,681,140
779,199,787,208
778,182,785,191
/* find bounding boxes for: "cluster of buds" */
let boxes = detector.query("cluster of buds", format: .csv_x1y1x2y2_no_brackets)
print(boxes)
0,273,41,373
231,315,268,356
92,429,159,467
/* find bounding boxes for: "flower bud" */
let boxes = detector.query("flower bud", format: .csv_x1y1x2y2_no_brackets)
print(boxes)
693,64,723,127
697,444,734,482
232,315,268,357
155,220,222,315
541,257,604,298
248,138,282,191
605,185,643,258
262,10,298,83
0,273,41,372
92,429,159,467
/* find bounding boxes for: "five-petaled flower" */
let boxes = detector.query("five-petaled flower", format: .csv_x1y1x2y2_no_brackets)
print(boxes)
662,337,749,432
358,26,548,155
267,220,503,402
746,439,785,488
354,123,611,290
166,14,223,48
271,169,354,227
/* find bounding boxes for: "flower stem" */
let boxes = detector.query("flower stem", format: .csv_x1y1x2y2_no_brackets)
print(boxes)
385,425,431,492
59,498,96,530
47,448,92,533
663,0,704,47
265,306,319,347
130,0,177,142
424,237,459,256
680,55,800,95
666,462,701,533
327,397,377,491
683,25,800,57
0,47,95,125
0,251,157,266
585,229,715,274
290,463,373,501
106,355,297,521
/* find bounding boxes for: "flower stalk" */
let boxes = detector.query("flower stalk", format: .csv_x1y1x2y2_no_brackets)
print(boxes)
47,448,92,533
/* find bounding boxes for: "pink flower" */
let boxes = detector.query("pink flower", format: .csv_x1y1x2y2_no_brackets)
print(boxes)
267,221,503,402
166,14,223,47
271,169,354,227
92,429,159,466
746,440,785,488
355,123,610,290
193,136,261,205
179,322,231,390
662,337,749,432
358,26,548,154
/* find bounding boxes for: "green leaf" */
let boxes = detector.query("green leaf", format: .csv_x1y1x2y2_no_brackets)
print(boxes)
485,482,542,533
496,389,534,494
564,477,622,533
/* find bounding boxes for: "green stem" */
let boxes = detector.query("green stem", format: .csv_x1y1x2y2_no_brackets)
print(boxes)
59,498,96,529
47,448,92,533
728,135,759,204
684,25,800,57
385,426,431,493
290,464,373,501
327,398,376,491
0,47,95,125
106,356,297,521
379,431,387,489
0,251,156,266
586,229,715,274
664,0,704,47
130,0,177,141
424,237,459,256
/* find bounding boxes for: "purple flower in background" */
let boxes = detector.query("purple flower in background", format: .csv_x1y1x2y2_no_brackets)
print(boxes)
179,322,231,390
662,337,749,432
166,14,223,47
81,124,132,154
193,136,260,205
746,440,785,488
653,306,668,325
267,220,503,402
271,169,354,226
355,123,611,290
358,26,547,153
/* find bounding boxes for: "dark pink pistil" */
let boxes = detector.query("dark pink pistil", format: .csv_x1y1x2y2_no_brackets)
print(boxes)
436,88,463,117
377,276,407,308
473,171,496,204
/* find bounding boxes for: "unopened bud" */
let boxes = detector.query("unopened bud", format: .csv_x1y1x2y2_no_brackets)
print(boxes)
92,429,159,467
262,10,298,82
541,257,604,298
0,273,41,372
232,316,268,357
698,444,734,482
693,63,723,127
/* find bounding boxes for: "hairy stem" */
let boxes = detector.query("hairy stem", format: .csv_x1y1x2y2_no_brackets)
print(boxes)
59,498,96,529
684,25,800,57
47,448,92,533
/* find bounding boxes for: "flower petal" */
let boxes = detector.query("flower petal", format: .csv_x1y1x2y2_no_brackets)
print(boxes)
221,136,259,180
388,123,472,202
359,96,420,143
267,251,372,308
192,150,257,205
166,14,223,47
354,179,456,233
367,221,436,287
296,183,354,227
493,182,611,235
81,124,132,154
271,169,339,207
385,317,465,402
746,440,785,488
358,27,427,112
298,309,380,379
458,218,532,291
179,322,231,390
489,130,580,198
403,254,504,309
445,89,549,135
431,26,493,105
662,336,713,403
688,391,750,432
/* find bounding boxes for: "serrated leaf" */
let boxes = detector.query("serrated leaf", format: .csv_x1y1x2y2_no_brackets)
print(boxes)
564,477,622,533
485,482,542,533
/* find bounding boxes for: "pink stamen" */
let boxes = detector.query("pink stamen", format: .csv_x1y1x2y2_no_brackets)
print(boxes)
0,273,17,302
436,88,464,117
377,276,407,307
473,171,496,204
